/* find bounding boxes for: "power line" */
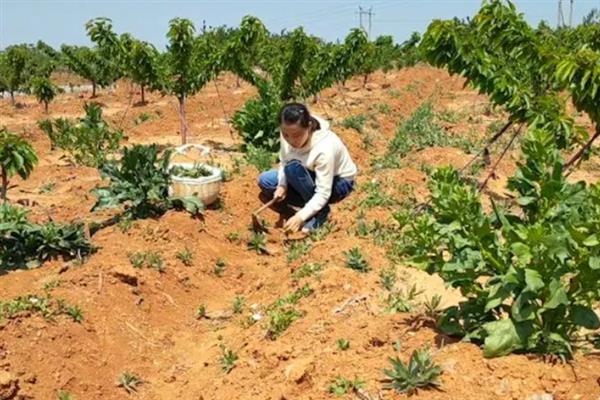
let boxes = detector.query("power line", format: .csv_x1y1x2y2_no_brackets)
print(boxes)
356,6,375,39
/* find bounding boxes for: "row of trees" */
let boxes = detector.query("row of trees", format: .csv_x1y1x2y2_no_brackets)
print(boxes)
0,17,421,145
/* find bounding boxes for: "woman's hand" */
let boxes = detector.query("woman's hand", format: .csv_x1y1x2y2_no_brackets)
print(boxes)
274,186,287,202
284,213,303,232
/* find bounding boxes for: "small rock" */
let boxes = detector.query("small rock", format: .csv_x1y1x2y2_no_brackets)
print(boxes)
112,265,138,286
527,394,553,400
23,373,36,384
0,371,19,400
284,357,314,383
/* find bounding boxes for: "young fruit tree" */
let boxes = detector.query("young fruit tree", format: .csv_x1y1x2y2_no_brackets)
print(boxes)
31,76,59,113
60,45,116,98
164,18,221,144
1,45,30,106
0,129,38,202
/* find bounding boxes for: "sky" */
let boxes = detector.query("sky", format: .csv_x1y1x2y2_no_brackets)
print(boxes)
1,0,599,50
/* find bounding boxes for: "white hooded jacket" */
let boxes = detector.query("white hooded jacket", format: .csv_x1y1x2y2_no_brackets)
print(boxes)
277,116,358,221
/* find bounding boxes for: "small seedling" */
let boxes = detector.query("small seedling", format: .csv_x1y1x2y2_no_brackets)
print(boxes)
214,258,226,277
344,247,370,273
57,391,75,400
386,284,422,313
359,181,396,209
291,262,324,280
287,240,312,262
66,305,84,323
145,252,164,272
39,181,56,194
376,103,392,114
117,217,133,232
196,304,207,319
226,231,241,243
266,306,302,339
379,266,397,291
328,377,365,396
309,222,333,241
341,114,367,133
128,251,165,272
383,348,442,394
232,296,245,314
128,252,146,269
176,248,194,266
220,344,238,374
337,339,350,351
423,294,443,319
247,232,268,254
118,372,142,394
43,279,62,292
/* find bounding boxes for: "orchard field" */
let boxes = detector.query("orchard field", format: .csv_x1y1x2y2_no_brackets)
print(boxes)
1,1,600,399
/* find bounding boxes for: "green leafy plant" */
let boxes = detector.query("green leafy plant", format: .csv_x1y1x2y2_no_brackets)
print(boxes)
423,295,443,320
344,247,369,273
402,130,600,358
287,239,312,263
247,232,268,254
0,128,38,202
379,266,397,291
220,344,239,374
214,258,226,277
291,262,324,280
245,143,277,172
341,114,367,133
65,305,84,323
196,304,207,319
39,181,56,194
385,284,422,313
57,390,75,400
266,285,312,339
383,348,442,395
117,372,142,394
128,251,164,272
232,296,245,314
358,181,397,209
169,163,212,179
92,144,203,220
328,377,365,396
37,103,123,167
176,248,193,266
380,103,476,168
0,203,92,269
0,294,82,322
336,338,350,351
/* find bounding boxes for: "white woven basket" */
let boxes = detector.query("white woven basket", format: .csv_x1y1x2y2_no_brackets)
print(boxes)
168,145,223,206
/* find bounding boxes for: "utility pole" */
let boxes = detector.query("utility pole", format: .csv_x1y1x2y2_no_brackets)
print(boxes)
356,6,374,39
569,0,574,27
558,0,566,27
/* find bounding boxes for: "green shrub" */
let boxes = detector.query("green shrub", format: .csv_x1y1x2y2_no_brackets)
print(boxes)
37,103,123,167
92,144,203,220
0,203,93,270
401,129,600,358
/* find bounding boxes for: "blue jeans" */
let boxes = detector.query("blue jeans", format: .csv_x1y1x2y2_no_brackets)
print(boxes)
258,160,355,231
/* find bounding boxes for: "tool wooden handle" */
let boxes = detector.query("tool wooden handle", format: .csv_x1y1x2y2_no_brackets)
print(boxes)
253,198,277,216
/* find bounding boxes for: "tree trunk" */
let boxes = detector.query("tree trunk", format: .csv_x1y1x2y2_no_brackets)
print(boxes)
91,81,97,98
44,101,49,114
236,76,241,88
178,96,187,145
363,74,369,87
565,126,600,170
141,85,146,104
1,168,8,202
10,91,15,106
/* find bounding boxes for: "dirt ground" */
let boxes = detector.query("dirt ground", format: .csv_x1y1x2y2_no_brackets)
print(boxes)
1,66,600,400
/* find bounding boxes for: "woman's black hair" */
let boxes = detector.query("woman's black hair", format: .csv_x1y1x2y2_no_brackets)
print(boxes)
279,102,320,130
